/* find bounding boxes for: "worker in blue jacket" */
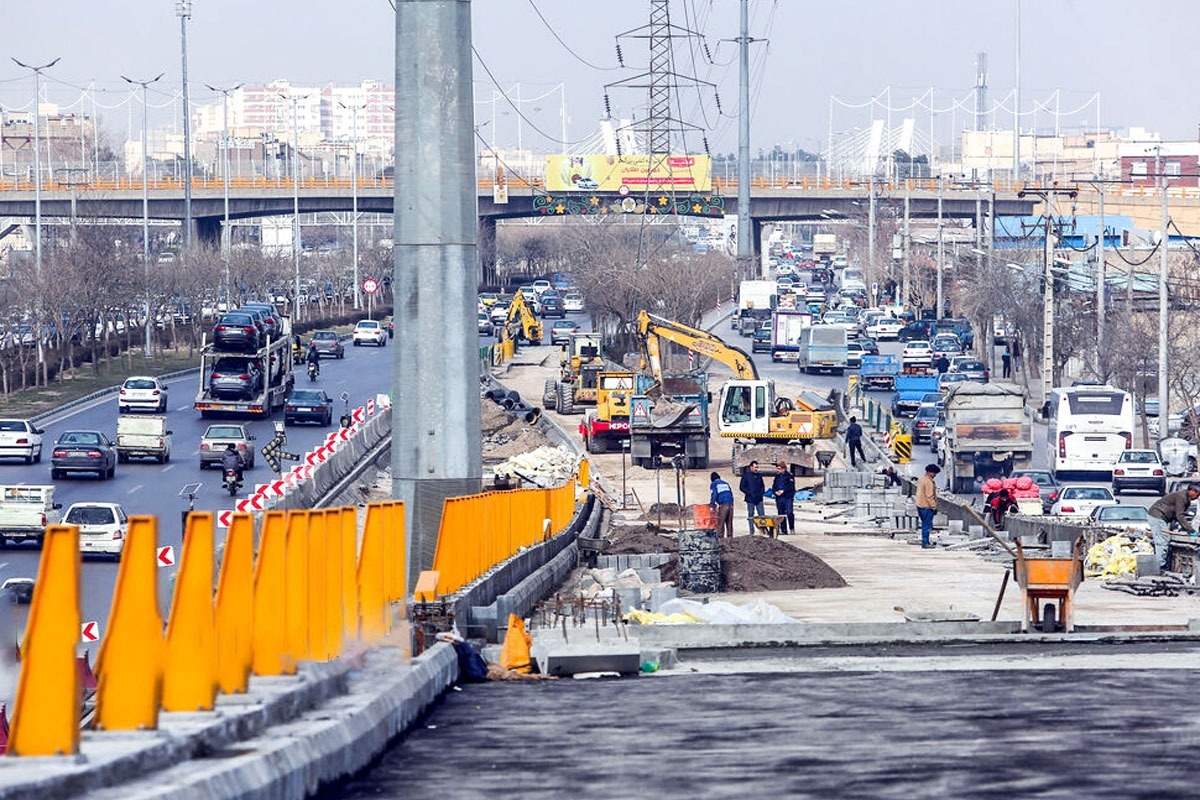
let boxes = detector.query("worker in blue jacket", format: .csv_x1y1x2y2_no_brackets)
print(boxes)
709,471,735,539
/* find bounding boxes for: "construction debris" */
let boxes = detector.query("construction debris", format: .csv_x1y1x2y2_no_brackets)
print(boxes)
625,597,795,625
493,444,579,487
1085,534,1155,580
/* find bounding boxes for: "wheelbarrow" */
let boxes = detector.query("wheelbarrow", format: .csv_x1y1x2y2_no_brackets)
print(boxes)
750,515,788,539
1013,536,1084,633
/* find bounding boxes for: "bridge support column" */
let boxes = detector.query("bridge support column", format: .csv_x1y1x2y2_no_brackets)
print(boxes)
751,218,766,278
478,216,497,288
195,217,221,249
392,0,482,591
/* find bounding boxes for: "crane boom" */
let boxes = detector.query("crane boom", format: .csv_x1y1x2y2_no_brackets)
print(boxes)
635,310,758,381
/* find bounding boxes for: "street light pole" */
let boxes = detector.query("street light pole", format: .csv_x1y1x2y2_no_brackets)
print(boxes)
1157,147,1169,434
207,82,242,311
340,101,366,310
177,0,193,250
281,93,308,320
124,72,165,358
936,176,944,318
11,57,59,283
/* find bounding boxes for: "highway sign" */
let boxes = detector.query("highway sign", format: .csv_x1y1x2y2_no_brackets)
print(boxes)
362,278,379,295
260,431,301,474
81,621,100,643
156,546,175,567
217,511,234,528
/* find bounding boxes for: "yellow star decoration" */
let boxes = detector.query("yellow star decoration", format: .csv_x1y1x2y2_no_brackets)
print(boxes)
589,196,599,206
692,202,703,213
658,196,668,206
555,203,565,214
649,206,659,214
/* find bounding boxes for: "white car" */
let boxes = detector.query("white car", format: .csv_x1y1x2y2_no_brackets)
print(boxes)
902,340,933,368
118,375,169,413
490,305,510,326
352,320,387,347
62,502,129,558
0,419,44,464
867,318,903,340
563,292,585,313
1050,486,1116,518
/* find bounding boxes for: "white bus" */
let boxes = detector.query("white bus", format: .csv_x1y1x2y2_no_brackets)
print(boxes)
1045,385,1134,477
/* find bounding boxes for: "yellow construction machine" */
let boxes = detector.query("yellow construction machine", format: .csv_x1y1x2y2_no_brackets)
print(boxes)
578,370,635,453
498,292,542,345
544,332,603,414
634,310,838,474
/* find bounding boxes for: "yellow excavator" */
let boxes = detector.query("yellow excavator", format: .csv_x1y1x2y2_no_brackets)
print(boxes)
498,291,542,345
634,310,838,474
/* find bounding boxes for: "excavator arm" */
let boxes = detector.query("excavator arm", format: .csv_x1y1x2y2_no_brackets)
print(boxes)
635,310,758,382
504,292,542,344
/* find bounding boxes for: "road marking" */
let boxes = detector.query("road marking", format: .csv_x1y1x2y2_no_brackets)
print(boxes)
176,405,191,412
162,464,175,472
127,484,143,495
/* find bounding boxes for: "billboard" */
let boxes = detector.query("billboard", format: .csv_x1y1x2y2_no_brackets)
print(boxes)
545,155,712,193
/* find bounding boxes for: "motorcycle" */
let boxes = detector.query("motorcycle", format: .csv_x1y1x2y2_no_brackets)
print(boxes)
222,467,243,497
307,360,319,382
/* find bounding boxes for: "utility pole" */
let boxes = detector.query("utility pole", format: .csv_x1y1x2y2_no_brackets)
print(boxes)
1013,0,1021,181
936,177,944,318
280,93,308,321
1095,184,1105,368
867,175,876,299
123,73,164,359
902,187,911,310
177,0,193,249
340,101,367,310
207,82,242,311
736,0,753,281
1157,147,1169,434
1019,185,1077,407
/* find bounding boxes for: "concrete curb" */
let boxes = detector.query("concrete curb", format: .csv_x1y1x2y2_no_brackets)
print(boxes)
29,366,202,425
0,645,457,800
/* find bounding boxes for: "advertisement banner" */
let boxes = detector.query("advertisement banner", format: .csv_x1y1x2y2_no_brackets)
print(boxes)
545,155,712,193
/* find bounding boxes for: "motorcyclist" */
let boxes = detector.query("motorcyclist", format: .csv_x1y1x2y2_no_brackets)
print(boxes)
220,444,244,484
306,341,321,376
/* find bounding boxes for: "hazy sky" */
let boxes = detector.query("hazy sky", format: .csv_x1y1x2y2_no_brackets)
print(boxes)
4,1,1197,156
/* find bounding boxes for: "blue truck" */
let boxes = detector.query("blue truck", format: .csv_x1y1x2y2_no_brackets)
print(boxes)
629,372,711,469
859,354,901,391
892,374,940,417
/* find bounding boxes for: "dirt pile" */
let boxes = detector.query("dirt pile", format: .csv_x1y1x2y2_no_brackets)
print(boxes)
606,521,846,593
481,398,551,459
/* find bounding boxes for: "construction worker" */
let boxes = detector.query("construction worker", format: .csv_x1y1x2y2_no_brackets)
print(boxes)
846,416,866,468
915,463,940,549
771,462,796,536
1148,483,1200,569
739,460,766,535
709,472,735,539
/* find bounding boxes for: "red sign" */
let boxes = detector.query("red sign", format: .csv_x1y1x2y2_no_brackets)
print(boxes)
305,451,320,467
362,277,379,295
81,621,99,643
352,406,365,423
217,511,234,528
156,546,175,567
270,480,286,497
367,398,376,416
235,498,252,513
249,494,266,511
338,428,351,442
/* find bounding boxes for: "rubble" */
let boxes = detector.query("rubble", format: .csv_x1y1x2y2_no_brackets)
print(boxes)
493,444,580,488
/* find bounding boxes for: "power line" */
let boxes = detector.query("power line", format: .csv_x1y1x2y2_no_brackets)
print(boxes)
527,0,621,71
471,46,586,148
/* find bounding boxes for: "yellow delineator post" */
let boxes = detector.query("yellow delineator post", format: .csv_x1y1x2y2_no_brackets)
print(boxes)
340,506,358,639
9,525,81,756
357,503,386,643
323,509,343,659
893,432,913,464
578,458,590,497
162,512,217,713
307,509,330,661
284,510,309,663
95,516,163,731
253,511,294,676
215,513,254,694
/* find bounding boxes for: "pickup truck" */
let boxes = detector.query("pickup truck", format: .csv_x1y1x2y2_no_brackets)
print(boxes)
859,355,901,391
116,415,173,463
0,485,61,547
892,375,940,417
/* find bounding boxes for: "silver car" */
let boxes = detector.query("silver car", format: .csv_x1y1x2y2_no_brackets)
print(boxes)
199,423,256,470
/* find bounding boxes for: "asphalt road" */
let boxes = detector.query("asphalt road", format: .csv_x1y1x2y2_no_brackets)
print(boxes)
0,332,397,658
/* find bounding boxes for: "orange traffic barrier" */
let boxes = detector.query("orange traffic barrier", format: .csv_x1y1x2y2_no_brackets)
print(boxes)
284,510,309,662
9,525,81,756
215,513,254,694
252,511,293,676
357,504,386,643
163,512,217,712
340,507,359,639
307,510,330,661
323,509,343,659
413,571,439,602
95,516,163,730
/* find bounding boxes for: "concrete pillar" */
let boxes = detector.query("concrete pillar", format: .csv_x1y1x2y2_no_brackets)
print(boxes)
392,0,483,589
478,215,497,289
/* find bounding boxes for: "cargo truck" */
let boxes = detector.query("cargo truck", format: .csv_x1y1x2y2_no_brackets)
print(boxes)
629,372,710,469
770,309,812,362
0,485,61,547
195,314,295,418
859,354,901,391
737,280,777,336
941,382,1034,494
891,374,940,417
797,324,848,375
813,233,837,261
115,415,173,463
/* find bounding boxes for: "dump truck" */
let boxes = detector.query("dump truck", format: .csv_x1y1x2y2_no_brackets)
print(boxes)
941,382,1034,494
859,354,901,391
891,374,939,417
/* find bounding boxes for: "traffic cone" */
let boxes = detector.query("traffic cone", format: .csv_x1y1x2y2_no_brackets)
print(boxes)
499,614,533,674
